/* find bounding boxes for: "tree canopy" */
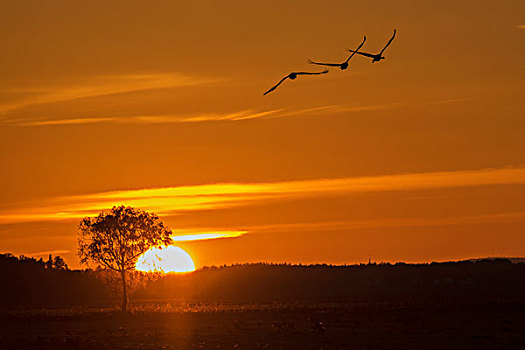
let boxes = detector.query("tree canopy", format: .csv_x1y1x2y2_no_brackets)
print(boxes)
78,205,173,310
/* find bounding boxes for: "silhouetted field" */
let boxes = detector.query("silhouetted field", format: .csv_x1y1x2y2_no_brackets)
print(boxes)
1,254,524,349
1,299,524,349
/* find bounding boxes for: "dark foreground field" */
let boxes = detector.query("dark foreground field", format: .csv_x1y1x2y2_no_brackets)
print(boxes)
2,257,525,349
1,298,524,350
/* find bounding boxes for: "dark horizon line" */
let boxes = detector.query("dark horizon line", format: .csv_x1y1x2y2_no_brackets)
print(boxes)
3,252,524,273
192,256,525,270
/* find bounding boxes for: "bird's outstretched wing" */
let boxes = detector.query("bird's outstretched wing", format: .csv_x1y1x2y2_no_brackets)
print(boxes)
295,69,329,75
344,36,367,63
263,75,289,95
379,29,396,55
346,50,376,59
307,59,341,67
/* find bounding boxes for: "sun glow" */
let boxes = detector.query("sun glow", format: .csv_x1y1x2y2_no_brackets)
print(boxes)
135,246,196,273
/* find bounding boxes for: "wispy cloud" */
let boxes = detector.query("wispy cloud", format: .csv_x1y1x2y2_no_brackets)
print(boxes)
186,211,525,242
0,73,220,114
263,97,469,120
8,97,468,127
517,24,525,29
25,250,72,257
12,110,284,127
127,109,284,123
245,211,525,233
16,117,116,127
1,167,524,224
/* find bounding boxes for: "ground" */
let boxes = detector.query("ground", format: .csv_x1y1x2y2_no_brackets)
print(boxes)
1,299,524,349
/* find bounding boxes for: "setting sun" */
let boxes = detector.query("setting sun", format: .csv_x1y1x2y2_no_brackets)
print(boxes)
136,246,195,273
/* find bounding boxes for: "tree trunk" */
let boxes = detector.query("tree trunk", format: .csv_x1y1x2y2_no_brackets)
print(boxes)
121,270,127,312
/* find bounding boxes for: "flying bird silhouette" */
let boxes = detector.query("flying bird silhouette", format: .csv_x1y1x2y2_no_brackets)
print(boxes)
263,69,329,96
307,36,367,70
347,29,396,63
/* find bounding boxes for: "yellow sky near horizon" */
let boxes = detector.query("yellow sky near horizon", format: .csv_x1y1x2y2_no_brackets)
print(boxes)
1,0,524,268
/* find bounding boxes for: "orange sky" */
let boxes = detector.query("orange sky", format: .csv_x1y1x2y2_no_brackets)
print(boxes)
1,0,524,268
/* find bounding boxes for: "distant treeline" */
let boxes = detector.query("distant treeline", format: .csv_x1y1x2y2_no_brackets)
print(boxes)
0,253,110,308
135,259,525,302
1,253,524,308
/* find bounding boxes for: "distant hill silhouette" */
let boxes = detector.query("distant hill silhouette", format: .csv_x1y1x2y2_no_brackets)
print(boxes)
1,253,524,308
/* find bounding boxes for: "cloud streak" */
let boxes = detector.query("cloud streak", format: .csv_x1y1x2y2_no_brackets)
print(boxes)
0,73,220,114
12,110,284,127
16,117,116,127
25,250,72,257
170,230,247,242
8,97,468,127
245,211,525,233
1,167,524,225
